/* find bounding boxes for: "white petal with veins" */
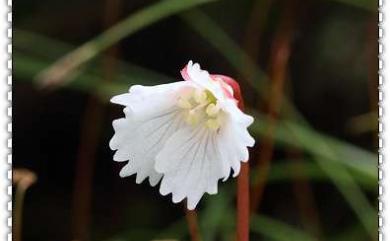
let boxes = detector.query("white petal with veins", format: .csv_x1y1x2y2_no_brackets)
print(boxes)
110,61,255,209
110,82,187,186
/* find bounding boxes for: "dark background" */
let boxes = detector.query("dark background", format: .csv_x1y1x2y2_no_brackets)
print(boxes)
14,0,378,241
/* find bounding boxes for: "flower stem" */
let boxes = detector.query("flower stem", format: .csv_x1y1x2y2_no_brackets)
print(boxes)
237,162,250,241
185,208,202,241
226,76,249,241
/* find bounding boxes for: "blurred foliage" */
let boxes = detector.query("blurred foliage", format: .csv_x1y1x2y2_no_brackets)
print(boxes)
14,0,378,241
35,0,214,87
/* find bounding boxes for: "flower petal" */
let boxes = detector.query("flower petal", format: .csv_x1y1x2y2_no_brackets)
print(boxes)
182,61,227,101
111,82,188,119
218,119,249,177
223,100,255,128
156,127,207,208
155,102,255,209
110,83,189,186
111,109,183,186
156,126,231,209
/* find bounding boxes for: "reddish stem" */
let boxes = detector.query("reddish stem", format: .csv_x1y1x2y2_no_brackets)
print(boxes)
232,82,249,241
251,0,297,211
237,162,250,241
185,208,202,241
219,75,249,241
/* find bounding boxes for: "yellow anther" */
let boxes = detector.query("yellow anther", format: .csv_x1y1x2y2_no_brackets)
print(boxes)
206,103,220,117
194,90,208,104
206,118,220,130
178,87,224,129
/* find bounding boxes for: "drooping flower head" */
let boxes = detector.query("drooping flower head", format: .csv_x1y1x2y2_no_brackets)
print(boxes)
110,61,255,209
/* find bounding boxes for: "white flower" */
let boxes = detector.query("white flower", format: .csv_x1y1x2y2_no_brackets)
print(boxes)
110,61,255,210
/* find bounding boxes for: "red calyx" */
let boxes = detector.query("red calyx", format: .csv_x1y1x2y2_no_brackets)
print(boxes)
211,74,244,110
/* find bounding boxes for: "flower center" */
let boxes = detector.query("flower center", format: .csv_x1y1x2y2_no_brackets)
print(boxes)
177,89,222,131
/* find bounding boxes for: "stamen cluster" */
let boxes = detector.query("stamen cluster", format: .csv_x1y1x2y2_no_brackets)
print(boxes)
177,88,222,131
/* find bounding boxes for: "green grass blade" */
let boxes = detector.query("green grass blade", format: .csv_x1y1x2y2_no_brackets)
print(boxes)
35,0,215,86
282,120,377,179
265,161,375,190
180,9,267,94
14,29,172,100
250,115,377,180
284,121,377,238
14,28,172,86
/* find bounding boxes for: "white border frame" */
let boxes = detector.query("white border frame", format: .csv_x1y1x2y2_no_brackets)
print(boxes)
0,1,12,241
381,0,388,240
0,1,385,241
